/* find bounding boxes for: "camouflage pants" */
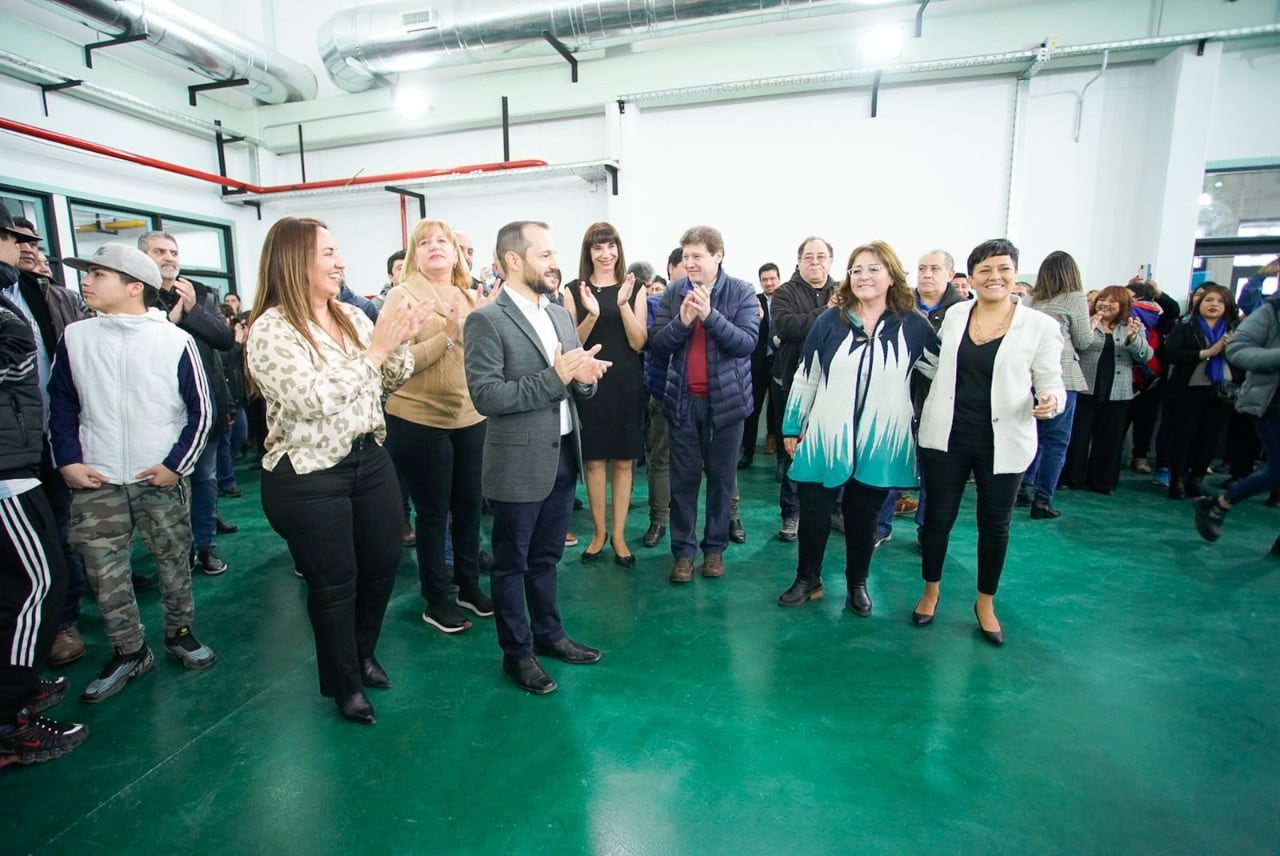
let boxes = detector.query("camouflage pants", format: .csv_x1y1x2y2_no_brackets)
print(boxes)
69,481,194,652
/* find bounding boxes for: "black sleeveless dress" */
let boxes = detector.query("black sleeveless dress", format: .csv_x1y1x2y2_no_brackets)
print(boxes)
571,280,644,460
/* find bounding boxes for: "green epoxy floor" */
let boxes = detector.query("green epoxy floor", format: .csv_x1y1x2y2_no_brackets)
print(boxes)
5,454,1280,855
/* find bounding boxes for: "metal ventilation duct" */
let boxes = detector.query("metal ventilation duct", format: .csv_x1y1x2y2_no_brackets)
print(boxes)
28,0,317,104
318,0,857,93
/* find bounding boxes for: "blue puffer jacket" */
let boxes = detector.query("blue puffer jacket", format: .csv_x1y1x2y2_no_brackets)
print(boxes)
647,269,759,431
643,292,666,399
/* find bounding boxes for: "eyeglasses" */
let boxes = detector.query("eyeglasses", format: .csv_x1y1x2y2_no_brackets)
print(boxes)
800,254,830,263
847,265,885,277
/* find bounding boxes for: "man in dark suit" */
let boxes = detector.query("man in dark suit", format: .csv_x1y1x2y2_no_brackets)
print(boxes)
740,262,781,469
464,221,610,695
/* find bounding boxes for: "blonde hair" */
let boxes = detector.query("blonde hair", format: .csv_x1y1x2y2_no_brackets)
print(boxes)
404,219,473,292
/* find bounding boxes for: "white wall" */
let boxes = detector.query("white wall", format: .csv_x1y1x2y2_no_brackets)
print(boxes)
1206,45,1280,164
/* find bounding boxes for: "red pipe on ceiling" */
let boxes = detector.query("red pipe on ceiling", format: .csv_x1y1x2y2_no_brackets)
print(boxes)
0,117,547,197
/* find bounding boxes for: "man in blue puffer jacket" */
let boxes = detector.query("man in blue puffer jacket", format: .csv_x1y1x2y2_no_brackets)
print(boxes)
648,226,758,583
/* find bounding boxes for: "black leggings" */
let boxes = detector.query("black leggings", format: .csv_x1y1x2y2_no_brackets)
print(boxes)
796,479,888,587
920,444,1022,596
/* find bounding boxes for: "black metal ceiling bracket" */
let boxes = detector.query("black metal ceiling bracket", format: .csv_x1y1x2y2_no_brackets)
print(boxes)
870,71,883,118
84,33,148,69
189,78,251,107
915,0,931,38
502,96,511,162
386,186,427,219
617,99,626,114
214,120,247,196
542,31,578,83
604,163,618,196
40,80,83,117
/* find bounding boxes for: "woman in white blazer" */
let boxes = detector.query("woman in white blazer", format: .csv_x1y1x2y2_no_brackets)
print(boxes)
913,239,1065,646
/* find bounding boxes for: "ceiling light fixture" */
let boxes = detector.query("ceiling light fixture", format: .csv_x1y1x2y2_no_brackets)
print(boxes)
393,85,430,118
862,25,905,63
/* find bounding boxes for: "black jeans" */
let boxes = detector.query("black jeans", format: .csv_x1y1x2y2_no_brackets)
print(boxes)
1167,384,1232,483
385,415,486,606
260,441,402,700
920,442,1022,596
1064,395,1130,492
796,479,887,587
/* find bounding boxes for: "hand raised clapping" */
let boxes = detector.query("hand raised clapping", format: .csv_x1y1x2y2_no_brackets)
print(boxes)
616,273,636,307
369,297,434,362
554,343,611,385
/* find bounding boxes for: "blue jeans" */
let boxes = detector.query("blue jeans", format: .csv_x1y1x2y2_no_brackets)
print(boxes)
216,407,248,492
190,437,219,550
669,397,744,559
1224,414,1280,505
1025,390,1078,502
877,482,927,539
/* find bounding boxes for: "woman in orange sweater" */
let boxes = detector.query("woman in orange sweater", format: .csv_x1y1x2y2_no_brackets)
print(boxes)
384,220,501,634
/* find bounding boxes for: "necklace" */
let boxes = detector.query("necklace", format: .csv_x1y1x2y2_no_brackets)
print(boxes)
969,303,1015,346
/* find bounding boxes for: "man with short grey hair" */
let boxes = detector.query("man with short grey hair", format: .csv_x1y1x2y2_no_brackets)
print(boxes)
139,231,235,576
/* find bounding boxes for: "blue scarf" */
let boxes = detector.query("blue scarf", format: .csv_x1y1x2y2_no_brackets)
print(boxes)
1197,316,1227,383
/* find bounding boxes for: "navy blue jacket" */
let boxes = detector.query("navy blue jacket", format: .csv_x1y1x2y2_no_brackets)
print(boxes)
648,269,758,431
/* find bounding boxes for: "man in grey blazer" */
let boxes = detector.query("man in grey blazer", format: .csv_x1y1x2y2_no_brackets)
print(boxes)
464,221,610,695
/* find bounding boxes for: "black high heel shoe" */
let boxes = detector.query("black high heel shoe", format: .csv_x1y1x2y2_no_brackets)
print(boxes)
611,537,635,569
360,656,392,688
337,691,376,725
973,604,1005,647
581,543,604,564
911,596,938,627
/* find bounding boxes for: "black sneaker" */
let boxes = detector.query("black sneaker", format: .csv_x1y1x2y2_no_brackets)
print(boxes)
28,676,70,713
81,646,155,703
194,547,228,576
1193,496,1227,543
456,586,494,618
164,626,218,670
0,707,88,767
422,604,472,634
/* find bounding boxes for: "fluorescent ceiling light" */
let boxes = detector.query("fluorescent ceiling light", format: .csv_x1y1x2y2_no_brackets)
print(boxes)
393,85,430,118
862,25,904,62
1198,192,1212,206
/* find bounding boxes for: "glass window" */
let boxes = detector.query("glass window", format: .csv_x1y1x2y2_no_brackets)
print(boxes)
157,217,229,273
0,186,60,266
1198,169,1280,238
68,201,155,259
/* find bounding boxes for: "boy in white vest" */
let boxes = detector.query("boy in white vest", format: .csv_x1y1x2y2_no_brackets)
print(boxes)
48,244,217,704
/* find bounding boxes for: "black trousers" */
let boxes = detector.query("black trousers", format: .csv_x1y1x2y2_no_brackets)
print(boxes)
0,488,68,721
1227,409,1262,479
385,415,486,606
489,440,577,660
1127,384,1161,461
743,359,770,455
1064,395,1130,492
796,479,887,587
920,443,1022,596
260,441,402,701
1167,385,1232,482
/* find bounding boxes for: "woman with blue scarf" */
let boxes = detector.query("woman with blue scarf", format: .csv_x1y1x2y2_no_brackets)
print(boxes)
1163,283,1240,499
777,240,938,614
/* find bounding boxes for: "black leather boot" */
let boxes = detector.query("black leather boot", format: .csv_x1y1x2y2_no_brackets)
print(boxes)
1168,477,1186,500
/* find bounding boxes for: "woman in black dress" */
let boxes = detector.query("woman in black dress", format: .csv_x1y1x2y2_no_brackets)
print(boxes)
562,222,647,566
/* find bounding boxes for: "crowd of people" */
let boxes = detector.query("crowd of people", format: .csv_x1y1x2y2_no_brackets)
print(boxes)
3,196,1278,763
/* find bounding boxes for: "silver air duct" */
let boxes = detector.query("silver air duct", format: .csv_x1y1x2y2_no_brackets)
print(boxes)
29,0,317,104
318,0,858,93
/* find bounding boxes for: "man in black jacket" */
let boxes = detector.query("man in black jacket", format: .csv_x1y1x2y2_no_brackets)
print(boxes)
0,202,87,765
740,262,781,470
8,217,90,667
140,231,235,575
769,237,837,541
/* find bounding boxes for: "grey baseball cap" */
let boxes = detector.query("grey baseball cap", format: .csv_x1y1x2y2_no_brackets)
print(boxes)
64,243,162,289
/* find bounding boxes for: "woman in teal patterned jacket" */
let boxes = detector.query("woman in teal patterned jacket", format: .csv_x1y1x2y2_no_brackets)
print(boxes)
778,240,939,615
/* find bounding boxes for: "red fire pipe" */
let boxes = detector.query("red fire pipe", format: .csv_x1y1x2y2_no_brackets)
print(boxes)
0,117,547,196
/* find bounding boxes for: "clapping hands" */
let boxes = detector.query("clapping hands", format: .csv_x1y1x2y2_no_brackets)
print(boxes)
554,343,611,385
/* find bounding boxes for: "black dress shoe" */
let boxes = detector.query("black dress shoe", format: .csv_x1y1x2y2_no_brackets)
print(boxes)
336,691,376,724
533,636,601,664
1168,478,1186,500
503,657,557,694
728,518,746,544
1015,485,1034,508
911,604,937,626
218,487,243,498
737,453,753,470
1029,498,1061,519
215,515,239,534
974,604,1005,646
581,546,603,564
846,584,872,617
360,657,392,688
642,523,666,548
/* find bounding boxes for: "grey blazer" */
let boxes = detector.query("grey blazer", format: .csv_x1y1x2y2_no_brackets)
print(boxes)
1077,323,1153,402
1024,291,1092,392
463,290,595,503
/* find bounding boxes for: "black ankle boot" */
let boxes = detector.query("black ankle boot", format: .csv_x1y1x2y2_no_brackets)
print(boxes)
360,656,392,688
1030,497,1061,519
1168,478,1185,500
336,691,376,725
777,576,824,607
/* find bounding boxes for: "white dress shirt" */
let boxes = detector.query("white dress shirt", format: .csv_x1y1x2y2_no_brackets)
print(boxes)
507,287,572,435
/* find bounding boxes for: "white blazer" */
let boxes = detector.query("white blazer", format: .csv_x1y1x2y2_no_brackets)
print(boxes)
918,300,1066,474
